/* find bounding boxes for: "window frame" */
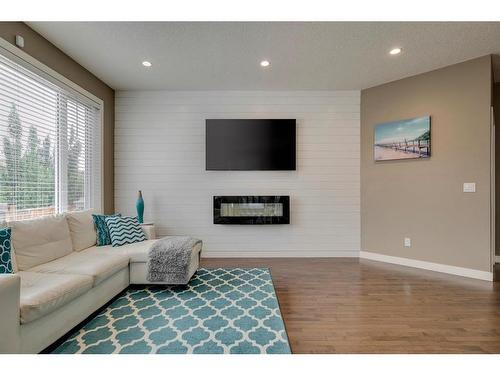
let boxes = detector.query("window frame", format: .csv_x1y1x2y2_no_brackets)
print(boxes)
0,37,104,216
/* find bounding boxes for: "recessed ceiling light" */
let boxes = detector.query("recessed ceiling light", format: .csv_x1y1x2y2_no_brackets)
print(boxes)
142,61,152,67
260,60,270,67
389,48,402,55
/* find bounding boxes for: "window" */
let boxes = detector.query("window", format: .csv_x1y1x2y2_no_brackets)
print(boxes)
0,51,101,221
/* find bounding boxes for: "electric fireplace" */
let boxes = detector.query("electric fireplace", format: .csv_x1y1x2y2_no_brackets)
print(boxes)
213,196,290,224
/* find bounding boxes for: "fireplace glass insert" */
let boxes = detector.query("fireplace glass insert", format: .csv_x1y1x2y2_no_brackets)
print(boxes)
213,196,290,224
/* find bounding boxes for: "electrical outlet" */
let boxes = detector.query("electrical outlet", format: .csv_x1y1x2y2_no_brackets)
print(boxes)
404,237,411,247
463,182,476,193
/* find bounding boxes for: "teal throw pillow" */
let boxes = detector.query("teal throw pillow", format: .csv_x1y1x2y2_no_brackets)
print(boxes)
92,214,121,246
0,227,13,274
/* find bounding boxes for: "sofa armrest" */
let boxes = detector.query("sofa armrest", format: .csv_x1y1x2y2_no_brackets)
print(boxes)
0,274,21,353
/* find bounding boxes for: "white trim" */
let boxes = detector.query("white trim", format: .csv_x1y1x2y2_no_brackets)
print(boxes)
360,251,493,281
99,106,104,213
0,36,105,213
0,37,103,107
495,256,500,264
202,250,359,258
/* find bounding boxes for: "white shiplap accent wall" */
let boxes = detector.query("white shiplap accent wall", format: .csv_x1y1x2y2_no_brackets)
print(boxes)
115,91,360,257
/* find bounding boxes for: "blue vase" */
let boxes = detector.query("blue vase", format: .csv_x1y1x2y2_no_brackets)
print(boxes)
136,190,144,223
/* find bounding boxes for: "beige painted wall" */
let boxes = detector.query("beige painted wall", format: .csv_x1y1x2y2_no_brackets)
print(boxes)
361,56,493,272
0,22,115,213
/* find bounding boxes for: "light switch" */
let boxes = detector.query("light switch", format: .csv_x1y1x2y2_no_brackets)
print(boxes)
463,183,476,193
404,237,411,247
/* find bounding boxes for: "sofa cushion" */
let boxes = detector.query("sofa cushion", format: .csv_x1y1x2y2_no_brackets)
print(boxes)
10,215,73,271
84,238,202,264
66,209,97,251
19,271,93,324
85,239,158,262
105,216,146,247
29,251,129,287
0,227,13,274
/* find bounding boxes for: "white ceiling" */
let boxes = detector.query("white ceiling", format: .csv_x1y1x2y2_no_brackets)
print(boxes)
27,22,500,91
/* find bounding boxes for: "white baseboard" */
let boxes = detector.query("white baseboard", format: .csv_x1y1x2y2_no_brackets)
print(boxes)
360,251,493,281
202,250,359,258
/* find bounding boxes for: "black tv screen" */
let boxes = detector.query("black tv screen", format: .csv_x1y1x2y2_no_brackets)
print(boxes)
206,119,296,170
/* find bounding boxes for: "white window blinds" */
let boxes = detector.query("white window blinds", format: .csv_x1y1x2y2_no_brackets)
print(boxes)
0,51,101,221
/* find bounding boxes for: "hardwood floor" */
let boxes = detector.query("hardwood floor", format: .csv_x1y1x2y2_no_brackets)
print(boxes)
201,257,500,353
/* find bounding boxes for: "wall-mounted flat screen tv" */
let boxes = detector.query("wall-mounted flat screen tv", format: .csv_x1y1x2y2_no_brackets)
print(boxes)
206,119,296,170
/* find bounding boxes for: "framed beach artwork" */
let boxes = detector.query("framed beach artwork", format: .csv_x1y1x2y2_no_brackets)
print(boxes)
374,116,431,161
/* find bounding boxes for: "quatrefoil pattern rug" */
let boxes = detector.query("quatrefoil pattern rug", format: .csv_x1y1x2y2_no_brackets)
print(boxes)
52,268,291,354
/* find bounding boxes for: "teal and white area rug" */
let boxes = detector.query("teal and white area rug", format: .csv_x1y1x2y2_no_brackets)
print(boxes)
52,268,291,354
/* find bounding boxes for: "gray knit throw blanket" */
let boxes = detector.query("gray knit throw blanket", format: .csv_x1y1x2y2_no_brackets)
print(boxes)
147,236,202,284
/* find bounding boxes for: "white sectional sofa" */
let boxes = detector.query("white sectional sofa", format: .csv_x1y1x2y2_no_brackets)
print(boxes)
0,210,202,354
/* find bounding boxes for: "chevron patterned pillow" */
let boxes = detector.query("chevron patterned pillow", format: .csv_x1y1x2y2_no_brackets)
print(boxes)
105,216,146,247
